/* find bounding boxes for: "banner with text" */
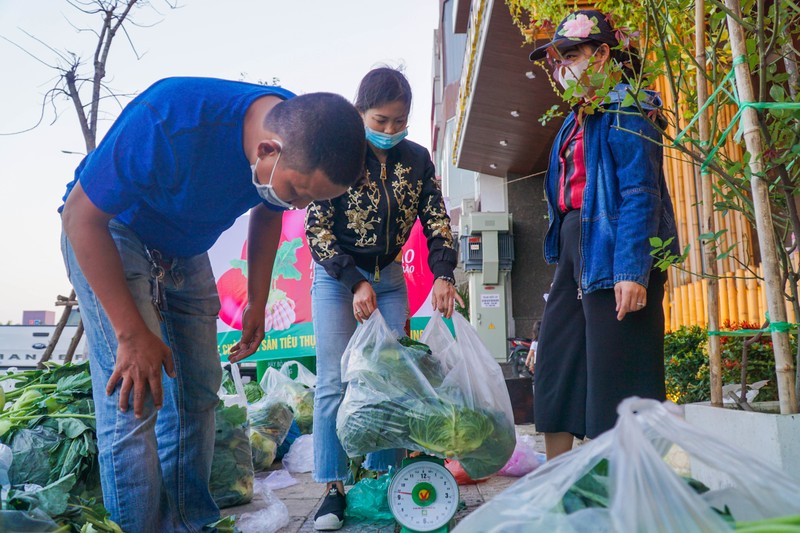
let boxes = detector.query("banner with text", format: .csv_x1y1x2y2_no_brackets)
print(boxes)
209,211,439,362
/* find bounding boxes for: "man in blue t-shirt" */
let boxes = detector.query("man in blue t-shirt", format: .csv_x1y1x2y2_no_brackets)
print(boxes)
59,77,365,532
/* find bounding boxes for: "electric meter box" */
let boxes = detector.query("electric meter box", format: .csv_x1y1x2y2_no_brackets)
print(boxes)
459,234,514,272
458,211,514,360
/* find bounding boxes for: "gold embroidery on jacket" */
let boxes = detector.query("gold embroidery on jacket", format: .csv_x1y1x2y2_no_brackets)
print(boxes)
392,166,422,246
422,180,455,249
306,203,337,260
345,177,381,247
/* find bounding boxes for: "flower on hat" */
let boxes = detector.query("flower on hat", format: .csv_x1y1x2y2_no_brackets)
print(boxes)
560,13,599,40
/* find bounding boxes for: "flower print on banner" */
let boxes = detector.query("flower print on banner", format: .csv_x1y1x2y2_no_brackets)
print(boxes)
559,13,600,40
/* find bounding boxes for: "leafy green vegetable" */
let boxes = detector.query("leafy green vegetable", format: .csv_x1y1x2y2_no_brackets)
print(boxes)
243,381,264,404
408,403,493,457
210,400,254,509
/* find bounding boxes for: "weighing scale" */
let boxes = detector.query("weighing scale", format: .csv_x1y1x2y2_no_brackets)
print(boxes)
388,455,459,533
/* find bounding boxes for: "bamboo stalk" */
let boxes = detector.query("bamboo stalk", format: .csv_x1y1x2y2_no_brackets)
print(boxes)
720,275,730,324
695,280,706,325
746,274,759,323
736,269,747,323
724,0,797,413
727,276,739,322
682,284,691,326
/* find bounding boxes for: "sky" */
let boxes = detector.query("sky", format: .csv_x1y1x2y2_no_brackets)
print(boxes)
0,0,440,324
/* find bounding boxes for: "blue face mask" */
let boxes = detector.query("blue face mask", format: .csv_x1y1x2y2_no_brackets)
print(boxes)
251,141,294,210
365,126,408,150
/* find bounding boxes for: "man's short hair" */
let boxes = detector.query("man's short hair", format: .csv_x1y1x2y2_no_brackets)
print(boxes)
266,93,365,188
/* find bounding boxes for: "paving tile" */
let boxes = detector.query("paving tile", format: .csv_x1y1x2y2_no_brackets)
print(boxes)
276,515,305,533
282,497,322,518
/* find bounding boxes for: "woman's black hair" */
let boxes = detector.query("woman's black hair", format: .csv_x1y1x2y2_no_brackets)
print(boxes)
354,67,412,113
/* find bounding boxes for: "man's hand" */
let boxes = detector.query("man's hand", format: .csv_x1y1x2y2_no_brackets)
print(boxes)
353,281,377,322
229,304,267,362
106,328,175,418
614,281,647,321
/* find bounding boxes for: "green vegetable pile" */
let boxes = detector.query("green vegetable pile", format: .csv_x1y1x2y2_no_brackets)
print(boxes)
337,336,515,479
0,363,121,532
560,460,800,531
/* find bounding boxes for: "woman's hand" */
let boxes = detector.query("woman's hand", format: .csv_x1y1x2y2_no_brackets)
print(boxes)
353,280,377,322
431,278,464,319
614,281,647,321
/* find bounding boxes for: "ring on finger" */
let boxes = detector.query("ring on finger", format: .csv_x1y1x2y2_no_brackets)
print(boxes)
636,302,645,307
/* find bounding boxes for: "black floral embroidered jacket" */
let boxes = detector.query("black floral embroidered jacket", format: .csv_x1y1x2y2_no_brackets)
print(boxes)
305,139,457,291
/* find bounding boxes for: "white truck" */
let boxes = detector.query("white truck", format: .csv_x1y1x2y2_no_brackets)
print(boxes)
0,325,87,369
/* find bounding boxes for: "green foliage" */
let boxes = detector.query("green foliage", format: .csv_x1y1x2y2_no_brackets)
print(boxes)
663,323,793,404
0,363,121,531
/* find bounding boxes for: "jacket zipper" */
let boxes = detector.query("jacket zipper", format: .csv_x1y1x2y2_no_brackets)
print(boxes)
375,162,391,283
577,119,589,300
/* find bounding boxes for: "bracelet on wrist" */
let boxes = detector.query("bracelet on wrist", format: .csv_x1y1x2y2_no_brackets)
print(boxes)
436,275,456,286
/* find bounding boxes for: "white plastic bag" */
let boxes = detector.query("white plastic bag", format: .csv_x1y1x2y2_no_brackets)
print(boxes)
337,311,516,479
280,360,317,388
282,433,314,473
454,397,800,532
264,469,298,491
260,363,315,434
236,477,290,533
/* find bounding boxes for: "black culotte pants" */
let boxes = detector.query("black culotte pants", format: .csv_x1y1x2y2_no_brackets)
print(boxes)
534,210,667,439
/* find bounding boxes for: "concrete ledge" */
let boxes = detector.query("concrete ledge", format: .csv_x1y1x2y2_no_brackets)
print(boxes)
683,402,800,489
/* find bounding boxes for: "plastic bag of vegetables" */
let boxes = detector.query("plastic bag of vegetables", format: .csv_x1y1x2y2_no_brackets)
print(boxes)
248,398,293,471
259,362,315,434
210,364,254,509
337,311,515,479
454,398,800,532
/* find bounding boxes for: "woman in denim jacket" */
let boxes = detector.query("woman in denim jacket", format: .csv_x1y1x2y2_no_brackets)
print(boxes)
527,10,680,459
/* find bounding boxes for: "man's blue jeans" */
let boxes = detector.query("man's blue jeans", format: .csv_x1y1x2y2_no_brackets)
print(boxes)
61,220,222,532
311,262,408,483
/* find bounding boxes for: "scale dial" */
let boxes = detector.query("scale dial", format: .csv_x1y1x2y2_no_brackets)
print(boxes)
388,460,459,532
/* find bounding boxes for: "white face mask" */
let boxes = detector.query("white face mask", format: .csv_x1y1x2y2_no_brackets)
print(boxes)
251,140,294,210
558,56,591,93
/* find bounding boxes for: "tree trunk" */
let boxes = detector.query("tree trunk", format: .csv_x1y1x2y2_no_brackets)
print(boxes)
696,0,723,407
38,290,76,369
724,0,798,414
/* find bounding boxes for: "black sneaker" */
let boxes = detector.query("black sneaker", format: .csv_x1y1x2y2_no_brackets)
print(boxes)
314,486,346,531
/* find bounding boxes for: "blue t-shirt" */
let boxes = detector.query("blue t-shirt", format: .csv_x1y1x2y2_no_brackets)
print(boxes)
61,77,295,257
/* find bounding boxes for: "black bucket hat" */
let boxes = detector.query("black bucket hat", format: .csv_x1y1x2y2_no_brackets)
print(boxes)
529,10,620,61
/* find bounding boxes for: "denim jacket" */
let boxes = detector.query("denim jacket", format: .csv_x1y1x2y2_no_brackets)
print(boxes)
543,84,679,293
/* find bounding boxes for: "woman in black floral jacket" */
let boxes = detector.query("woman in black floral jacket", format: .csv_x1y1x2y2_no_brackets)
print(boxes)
305,67,459,531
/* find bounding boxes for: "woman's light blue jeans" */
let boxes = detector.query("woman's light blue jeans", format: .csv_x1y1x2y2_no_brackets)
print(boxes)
311,261,408,483
61,220,222,533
